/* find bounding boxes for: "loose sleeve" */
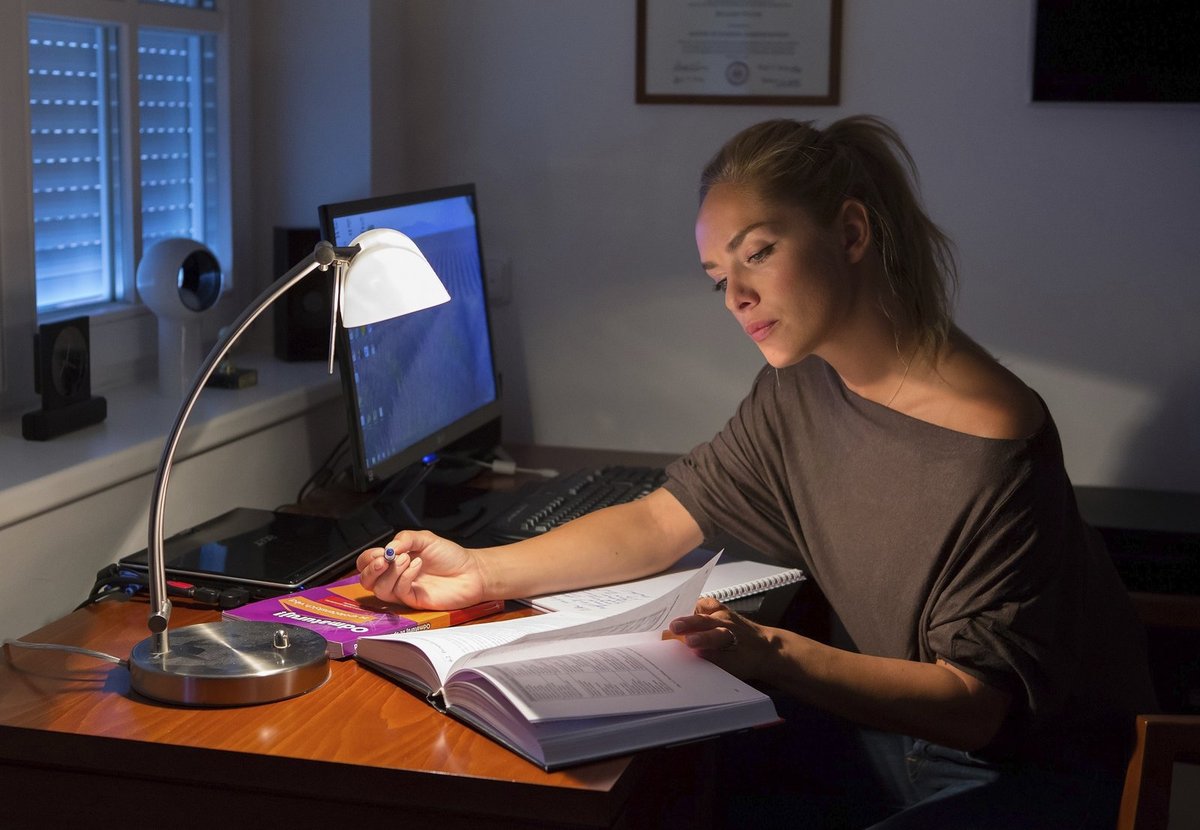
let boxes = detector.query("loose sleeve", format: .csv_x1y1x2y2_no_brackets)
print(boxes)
664,367,797,558
921,469,1085,726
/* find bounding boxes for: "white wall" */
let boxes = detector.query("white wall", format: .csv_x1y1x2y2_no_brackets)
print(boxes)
386,1,1200,493
0,396,345,641
246,0,375,284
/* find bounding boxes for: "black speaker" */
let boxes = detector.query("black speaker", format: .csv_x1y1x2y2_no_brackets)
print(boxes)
273,227,331,361
22,316,107,440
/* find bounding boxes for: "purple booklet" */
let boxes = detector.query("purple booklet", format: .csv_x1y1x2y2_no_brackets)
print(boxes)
223,575,504,658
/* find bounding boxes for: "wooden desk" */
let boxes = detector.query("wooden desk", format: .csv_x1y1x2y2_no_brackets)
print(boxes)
0,445,722,829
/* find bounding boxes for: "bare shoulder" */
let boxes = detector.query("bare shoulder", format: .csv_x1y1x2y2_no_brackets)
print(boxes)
908,335,1045,440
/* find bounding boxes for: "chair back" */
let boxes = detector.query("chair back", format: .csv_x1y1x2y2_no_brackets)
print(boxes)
1117,714,1200,830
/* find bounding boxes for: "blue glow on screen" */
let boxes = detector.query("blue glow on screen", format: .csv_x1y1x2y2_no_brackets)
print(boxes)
331,195,497,478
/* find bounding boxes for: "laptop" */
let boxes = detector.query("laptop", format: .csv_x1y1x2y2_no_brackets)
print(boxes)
118,504,392,596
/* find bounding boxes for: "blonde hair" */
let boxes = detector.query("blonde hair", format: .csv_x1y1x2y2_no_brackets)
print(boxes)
699,116,958,354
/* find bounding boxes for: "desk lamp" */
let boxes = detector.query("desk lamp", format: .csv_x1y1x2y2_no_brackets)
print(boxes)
129,229,450,706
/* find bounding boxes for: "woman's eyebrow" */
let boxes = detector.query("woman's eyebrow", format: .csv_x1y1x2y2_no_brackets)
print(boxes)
700,221,774,270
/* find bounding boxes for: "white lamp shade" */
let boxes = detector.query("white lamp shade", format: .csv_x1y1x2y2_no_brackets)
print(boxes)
340,228,450,328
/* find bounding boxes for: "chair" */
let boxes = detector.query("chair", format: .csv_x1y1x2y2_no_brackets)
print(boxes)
1117,714,1200,830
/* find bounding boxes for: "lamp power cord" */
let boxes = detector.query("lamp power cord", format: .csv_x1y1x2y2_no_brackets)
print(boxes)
2,638,126,668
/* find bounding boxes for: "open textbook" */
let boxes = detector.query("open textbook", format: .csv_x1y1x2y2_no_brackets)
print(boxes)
354,552,781,770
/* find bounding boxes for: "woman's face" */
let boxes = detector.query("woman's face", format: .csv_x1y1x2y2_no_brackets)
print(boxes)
696,183,858,368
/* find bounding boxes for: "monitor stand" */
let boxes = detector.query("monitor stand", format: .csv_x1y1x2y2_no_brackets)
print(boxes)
370,452,514,541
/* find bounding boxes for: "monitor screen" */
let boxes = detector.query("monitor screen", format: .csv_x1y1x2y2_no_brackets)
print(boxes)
319,184,501,491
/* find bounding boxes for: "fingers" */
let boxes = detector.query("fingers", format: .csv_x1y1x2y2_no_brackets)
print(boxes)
358,531,425,601
355,546,383,573
391,553,422,598
359,548,410,594
669,606,739,651
357,529,425,581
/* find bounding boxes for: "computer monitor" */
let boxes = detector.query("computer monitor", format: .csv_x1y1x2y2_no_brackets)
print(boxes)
318,184,502,493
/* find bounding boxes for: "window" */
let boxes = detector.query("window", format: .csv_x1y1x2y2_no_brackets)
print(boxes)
27,18,124,311
137,29,219,253
28,13,222,315
1,1,232,403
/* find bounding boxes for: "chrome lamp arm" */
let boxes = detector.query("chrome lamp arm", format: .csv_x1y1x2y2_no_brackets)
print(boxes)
128,228,446,707
144,241,356,654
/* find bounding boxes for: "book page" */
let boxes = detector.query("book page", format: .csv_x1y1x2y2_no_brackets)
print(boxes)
357,554,719,689
361,612,594,687
521,548,720,613
450,637,769,721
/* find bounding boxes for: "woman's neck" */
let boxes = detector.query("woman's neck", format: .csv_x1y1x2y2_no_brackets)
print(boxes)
818,314,925,410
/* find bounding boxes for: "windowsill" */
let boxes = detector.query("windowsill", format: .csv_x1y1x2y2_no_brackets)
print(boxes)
0,353,342,532
38,299,148,327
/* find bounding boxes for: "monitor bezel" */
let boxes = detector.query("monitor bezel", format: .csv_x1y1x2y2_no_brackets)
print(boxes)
318,183,503,492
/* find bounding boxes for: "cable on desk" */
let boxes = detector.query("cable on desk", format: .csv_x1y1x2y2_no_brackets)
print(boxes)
371,454,442,528
296,435,351,503
2,638,127,668
443,454,559,478
76,569,142,610
77,566,253,611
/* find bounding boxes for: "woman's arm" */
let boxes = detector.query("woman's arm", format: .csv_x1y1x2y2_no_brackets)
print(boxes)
673,599,1011,751
476,488,704,598
771,633,1011,750
360,488,704,608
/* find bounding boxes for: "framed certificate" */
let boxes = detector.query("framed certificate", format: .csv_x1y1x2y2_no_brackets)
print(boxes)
637,0,842,105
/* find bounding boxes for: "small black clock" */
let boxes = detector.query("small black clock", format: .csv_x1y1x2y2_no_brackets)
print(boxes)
21,316,108,441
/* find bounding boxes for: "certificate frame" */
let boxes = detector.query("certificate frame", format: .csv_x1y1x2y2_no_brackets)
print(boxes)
636,0,842,106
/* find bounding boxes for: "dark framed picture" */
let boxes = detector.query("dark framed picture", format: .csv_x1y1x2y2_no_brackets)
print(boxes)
636,0,842,105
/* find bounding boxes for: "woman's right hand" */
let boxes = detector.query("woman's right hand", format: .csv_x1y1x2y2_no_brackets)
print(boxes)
356,529,487,610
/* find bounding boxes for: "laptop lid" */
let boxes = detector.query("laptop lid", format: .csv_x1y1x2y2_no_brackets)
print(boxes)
118,505,392,594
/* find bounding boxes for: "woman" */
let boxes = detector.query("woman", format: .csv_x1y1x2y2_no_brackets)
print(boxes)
359,116,1155,828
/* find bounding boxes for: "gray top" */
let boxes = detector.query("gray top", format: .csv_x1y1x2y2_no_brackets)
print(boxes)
664,356,1155,769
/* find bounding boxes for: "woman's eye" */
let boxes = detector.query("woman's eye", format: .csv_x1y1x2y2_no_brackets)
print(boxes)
748,244,774,264
712,278,728,293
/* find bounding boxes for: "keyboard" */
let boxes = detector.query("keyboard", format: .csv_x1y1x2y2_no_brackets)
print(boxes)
487,465,667,540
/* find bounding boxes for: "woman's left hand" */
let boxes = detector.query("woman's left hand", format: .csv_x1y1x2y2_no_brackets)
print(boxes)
668,597,774,679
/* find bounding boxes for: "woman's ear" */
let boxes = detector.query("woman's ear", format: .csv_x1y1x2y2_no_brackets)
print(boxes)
839,198,872,264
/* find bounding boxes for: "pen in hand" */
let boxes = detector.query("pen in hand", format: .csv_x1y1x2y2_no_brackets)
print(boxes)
384,547,397,564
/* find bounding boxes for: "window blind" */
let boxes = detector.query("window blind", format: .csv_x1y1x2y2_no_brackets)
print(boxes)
28,16,219,314
28,18,122,312
138,29,218,250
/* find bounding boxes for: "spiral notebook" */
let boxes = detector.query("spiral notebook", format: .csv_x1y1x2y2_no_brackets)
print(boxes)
522,548,806,614
698,558,807,602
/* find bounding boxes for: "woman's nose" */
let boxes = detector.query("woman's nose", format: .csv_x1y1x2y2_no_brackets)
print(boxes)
724,273,757,312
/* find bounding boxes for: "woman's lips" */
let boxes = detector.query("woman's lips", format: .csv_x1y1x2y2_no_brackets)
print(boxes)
745,320,776,342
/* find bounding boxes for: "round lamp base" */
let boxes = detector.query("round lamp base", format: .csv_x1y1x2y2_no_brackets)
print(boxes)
129,620,329,707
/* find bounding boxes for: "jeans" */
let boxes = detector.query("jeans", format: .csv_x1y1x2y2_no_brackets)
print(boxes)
869,739,1123,829
715,699,1124,829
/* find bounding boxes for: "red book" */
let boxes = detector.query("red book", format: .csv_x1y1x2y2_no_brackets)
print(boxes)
223,575,504,658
